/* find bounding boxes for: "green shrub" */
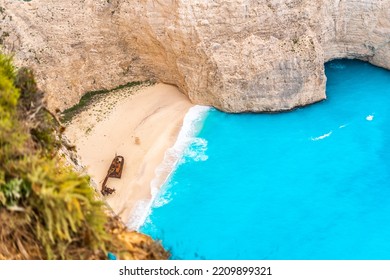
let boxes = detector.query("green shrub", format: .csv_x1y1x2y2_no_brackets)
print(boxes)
0,53,109,259
60,81,144,123
0,53,168,259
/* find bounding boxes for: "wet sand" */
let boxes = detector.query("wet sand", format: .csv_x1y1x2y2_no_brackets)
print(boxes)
65,83,193,228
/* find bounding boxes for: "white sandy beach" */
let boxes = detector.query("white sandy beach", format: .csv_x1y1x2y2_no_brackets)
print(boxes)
65,83,193,228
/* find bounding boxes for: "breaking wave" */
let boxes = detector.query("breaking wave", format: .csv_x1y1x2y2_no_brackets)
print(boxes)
183,137,209,162
311,131,333,141
127,105,210,230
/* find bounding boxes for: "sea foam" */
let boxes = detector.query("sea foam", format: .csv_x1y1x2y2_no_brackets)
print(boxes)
140,60,390,260
183,137,209,162
126,105,210,230
311,131,332,141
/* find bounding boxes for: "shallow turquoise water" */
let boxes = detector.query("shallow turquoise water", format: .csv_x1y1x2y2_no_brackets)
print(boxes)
141,60,390,260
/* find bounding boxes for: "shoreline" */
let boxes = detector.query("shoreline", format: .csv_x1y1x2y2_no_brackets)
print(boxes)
130,105,211,229
64,83,194,228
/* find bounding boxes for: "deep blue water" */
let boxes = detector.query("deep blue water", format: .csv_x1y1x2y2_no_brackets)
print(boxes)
141,60,390,260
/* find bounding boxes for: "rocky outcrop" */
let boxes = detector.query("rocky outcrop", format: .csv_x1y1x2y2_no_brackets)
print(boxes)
1,0,389,112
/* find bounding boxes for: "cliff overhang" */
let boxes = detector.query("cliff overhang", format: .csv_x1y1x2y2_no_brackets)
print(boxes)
1,0,389,112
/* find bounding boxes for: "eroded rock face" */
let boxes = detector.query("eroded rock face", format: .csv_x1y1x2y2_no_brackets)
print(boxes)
1,0,389,112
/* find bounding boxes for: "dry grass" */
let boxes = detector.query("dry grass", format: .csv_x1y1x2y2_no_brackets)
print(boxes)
0,210,169,260
0,53,169,260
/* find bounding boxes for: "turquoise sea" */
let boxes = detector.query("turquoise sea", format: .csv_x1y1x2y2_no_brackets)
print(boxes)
141,60,390,260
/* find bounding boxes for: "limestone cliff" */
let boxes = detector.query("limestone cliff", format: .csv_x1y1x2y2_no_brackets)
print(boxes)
1,0,389,112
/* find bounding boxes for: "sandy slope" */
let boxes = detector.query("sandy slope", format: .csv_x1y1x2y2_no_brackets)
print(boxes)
65,83,193,228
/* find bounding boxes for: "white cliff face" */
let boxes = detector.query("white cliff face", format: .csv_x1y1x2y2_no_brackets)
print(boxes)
1,0,389,112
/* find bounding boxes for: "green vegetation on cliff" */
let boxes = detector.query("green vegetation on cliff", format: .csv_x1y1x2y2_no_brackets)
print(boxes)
0,53,168,260
60,81,144,124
